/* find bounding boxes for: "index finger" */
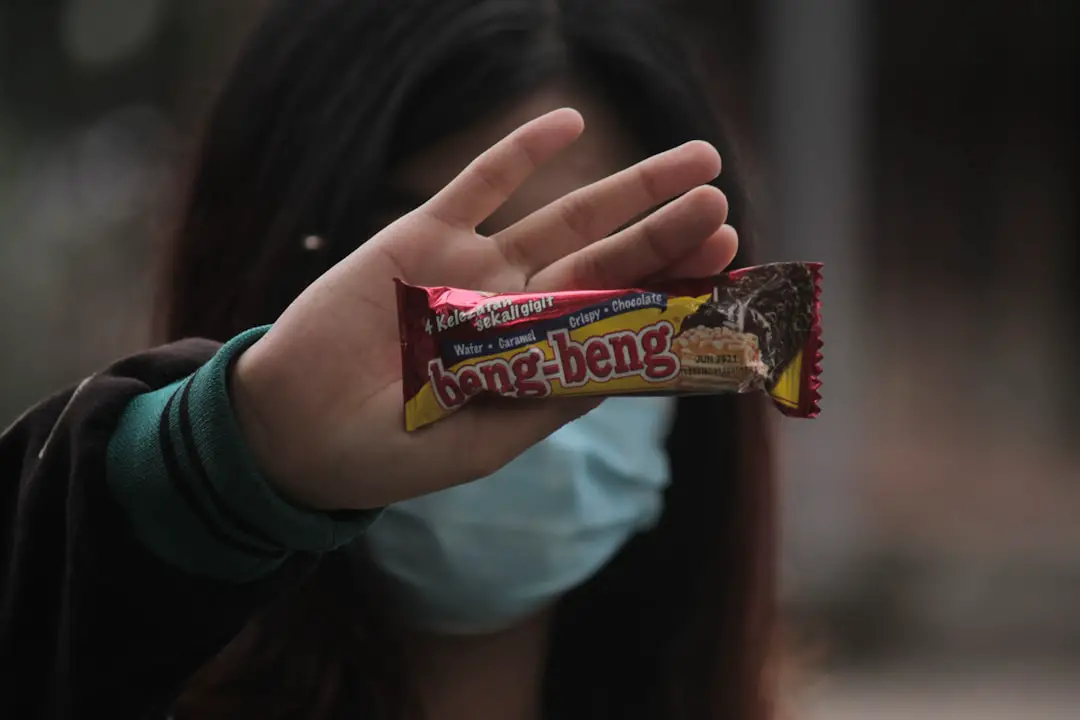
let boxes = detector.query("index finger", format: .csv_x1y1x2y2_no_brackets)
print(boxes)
421,108,585,229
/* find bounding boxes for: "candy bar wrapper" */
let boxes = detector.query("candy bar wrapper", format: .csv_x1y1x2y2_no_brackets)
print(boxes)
396,262,823,432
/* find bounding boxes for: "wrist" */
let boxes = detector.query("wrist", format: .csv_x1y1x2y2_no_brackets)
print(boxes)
229,339,328,510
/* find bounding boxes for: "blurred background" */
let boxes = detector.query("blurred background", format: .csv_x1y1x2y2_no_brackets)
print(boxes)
1,1,1076,717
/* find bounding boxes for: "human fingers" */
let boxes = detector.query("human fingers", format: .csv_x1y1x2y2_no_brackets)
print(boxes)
421,108,584,230
647,224,739,281
527,184,730,291
495,140,722,271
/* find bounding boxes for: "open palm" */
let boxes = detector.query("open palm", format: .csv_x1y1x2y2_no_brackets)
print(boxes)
233,109,738,510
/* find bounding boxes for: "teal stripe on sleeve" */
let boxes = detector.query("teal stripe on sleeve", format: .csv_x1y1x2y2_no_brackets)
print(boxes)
107,326,381,583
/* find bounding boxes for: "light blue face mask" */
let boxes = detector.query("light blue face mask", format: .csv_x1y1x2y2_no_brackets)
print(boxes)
363,397,677,634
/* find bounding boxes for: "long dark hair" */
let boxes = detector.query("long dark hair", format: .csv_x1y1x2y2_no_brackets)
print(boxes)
162,1,776,718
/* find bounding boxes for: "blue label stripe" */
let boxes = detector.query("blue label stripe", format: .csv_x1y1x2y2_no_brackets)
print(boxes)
440,291,669,363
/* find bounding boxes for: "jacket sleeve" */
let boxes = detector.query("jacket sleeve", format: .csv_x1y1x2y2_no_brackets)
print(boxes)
0,328,379,719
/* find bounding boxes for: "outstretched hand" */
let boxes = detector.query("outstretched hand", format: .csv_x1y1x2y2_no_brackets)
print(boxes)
231,108,738,510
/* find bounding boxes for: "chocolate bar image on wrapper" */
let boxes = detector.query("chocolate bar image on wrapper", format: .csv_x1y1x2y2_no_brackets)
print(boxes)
396,262,823,432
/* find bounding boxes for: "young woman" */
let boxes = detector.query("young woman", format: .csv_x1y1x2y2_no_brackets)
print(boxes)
1,1,776,719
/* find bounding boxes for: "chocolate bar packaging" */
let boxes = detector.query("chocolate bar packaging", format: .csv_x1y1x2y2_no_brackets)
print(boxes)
396,262,823,431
